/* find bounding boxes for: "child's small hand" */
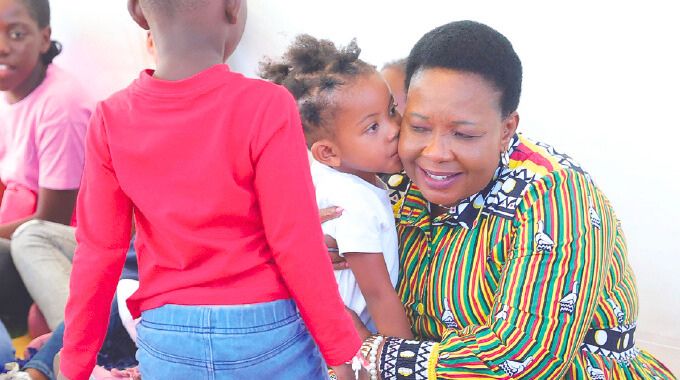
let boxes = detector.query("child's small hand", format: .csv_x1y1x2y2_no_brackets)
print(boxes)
319,206,343,223
330,363,355,380
327,235,349,270
110,366,142,379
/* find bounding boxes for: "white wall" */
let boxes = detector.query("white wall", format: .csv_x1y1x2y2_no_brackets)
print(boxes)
50,0,679,374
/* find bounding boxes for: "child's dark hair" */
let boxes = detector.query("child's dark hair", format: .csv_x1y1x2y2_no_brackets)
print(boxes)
405,20,522,117
260,34,375,147
20,0,62,65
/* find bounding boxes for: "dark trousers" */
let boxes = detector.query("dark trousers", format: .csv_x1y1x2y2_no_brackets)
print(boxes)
0,239,32,336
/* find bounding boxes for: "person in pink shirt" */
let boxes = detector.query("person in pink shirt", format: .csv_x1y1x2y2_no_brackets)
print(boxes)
0,0,91,336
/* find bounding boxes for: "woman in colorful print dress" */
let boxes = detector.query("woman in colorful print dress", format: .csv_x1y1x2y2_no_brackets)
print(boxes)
345,20,675,379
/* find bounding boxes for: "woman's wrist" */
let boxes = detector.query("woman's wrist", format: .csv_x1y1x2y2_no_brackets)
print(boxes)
377,337,439,380
344,334,386,380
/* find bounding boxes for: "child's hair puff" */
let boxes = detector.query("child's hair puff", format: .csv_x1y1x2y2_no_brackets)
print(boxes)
260,34,374,147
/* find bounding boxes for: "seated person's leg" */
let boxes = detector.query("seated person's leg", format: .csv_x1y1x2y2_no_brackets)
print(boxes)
0,238,32,335
0,320,14,365
11,220,77,331
23,323,64,380
23,295,138,380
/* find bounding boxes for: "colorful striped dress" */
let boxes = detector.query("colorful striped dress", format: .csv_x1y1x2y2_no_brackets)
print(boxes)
379,134,675,379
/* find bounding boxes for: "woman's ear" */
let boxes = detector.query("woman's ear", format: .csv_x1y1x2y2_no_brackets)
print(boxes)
224,0,244,24
128,0,151,30
311,140,342,168
500,111,519,150
38,26,51,55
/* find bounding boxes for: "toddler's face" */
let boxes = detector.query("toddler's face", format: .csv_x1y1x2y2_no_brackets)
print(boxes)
331,71,403,183
0,0,50,97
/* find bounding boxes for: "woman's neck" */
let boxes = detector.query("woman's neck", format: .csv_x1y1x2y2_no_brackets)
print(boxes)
5,62,47,104
430,203,449,218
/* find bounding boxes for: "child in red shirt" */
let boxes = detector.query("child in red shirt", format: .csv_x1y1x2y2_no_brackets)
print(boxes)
60,1,360,379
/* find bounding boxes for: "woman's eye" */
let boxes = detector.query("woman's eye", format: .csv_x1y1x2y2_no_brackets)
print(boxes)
411,125,429,133
454,131,476,139
9,30,25,40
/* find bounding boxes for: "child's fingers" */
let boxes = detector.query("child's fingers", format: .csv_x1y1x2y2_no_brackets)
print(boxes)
319,206,343,223
325,235,349,269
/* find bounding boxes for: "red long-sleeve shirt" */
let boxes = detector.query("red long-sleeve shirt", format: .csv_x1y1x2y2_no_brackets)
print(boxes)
61,65,360,380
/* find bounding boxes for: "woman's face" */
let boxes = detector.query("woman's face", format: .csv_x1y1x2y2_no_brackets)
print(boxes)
399,68,518,207
0,0,50,100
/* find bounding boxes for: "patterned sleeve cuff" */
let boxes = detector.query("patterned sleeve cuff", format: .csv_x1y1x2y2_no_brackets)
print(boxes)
379,337,439,379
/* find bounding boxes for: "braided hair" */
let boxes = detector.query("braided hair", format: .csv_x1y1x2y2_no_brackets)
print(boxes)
20,0,62,65
260,34,375,147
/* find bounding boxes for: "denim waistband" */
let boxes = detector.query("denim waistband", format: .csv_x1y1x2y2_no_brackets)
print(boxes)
141,299,299,333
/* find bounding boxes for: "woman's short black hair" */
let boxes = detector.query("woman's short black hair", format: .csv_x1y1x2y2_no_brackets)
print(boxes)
20,0,62,65
406,20,522,117
260,34,375,147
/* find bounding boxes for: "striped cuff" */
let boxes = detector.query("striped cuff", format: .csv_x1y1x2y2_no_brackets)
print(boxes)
379,337,438,380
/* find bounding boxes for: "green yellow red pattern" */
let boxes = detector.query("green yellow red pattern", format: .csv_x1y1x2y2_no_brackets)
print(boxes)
392,134,675,379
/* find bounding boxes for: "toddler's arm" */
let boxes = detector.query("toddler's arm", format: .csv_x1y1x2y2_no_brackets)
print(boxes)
345,252,413,339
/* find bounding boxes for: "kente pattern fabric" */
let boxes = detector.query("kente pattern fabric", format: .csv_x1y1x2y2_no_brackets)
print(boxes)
380,134,675,379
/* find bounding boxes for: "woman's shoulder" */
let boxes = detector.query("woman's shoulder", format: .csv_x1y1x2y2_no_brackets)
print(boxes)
508,134,591,182
30,65,95,117
483,135,598,217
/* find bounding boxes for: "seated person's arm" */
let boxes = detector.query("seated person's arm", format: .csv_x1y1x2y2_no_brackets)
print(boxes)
0,187,77,239
345,252,413,339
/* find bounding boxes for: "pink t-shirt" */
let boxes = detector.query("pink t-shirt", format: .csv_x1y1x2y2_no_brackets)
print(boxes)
0,65,92,223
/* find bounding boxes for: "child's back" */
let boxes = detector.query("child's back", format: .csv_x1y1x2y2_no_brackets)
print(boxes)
79,66,329,317
61,2,360,379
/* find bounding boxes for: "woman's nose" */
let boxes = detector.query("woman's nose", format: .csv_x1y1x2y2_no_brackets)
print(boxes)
422,133,454,162
0,36,10,55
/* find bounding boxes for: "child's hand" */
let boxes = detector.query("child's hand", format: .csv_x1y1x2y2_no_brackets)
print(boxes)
110,366,142,379
319,206,343,223
327,235,349,270
330,363,355,380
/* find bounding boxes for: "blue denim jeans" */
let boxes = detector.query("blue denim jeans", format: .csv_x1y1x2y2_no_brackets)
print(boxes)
0,320,14,365
136,299,328,380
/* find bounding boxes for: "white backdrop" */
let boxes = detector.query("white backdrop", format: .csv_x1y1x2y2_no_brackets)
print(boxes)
49,0,679,373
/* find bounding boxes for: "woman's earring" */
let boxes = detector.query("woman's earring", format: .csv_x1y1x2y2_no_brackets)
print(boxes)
501,149,510,167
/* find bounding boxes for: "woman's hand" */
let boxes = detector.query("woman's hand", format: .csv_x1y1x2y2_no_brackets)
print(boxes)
320,206,349,270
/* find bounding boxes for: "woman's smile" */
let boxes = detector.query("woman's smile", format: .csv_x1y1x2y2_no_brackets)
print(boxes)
417,167,462,190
